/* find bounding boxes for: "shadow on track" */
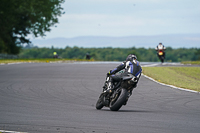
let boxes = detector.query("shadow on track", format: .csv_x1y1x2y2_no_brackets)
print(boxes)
99,108,156,113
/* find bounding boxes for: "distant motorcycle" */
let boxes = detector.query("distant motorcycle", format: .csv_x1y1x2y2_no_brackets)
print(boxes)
156,49,165,63
96,71,138,111
155,43,166,63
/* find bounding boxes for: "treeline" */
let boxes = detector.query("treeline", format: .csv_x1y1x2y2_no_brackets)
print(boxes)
18,46,200,62
0,0,64,54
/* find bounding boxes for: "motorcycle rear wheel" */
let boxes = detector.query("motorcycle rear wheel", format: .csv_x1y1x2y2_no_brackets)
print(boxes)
109,88,128,111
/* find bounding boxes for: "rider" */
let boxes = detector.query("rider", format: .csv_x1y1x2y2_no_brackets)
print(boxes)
105,54,142,94
155,42,166,57
53,52,58,58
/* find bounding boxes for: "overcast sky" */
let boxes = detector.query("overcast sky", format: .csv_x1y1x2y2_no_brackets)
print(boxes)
33,0,200,39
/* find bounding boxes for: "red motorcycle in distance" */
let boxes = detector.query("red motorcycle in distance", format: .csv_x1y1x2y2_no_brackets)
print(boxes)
155,43,166,63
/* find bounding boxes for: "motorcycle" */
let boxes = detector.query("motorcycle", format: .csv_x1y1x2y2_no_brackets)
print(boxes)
157,49,165,63
96,71,138,111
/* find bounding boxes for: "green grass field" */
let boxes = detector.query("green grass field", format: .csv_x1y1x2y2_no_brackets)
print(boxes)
142,67,200,92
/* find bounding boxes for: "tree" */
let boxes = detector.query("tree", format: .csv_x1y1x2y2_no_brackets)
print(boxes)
0,0,65,54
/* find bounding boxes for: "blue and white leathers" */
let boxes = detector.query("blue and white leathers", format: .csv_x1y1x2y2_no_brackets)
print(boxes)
109,59,142,81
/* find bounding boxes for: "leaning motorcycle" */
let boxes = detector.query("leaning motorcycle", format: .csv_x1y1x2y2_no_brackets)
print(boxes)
96,71,138,111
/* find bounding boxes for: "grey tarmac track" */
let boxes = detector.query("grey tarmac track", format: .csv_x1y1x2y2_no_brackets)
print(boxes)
0,62,200,133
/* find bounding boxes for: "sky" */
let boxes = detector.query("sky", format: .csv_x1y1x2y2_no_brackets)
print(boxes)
30,0,200,49
34,0,200,39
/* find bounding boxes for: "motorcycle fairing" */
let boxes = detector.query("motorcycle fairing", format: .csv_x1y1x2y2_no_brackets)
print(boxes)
159,51,163,55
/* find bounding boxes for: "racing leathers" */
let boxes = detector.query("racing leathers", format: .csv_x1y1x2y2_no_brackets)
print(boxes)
155,44,166,51
106,59,142,92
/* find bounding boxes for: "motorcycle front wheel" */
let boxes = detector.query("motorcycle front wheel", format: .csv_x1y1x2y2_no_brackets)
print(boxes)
109,88,128,111
96,93,104,110
159,56,165,63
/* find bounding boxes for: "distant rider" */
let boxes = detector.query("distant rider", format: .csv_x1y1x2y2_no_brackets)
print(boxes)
86,53,91,60
53,52,58,58
155,42,166,58
105,54,142,95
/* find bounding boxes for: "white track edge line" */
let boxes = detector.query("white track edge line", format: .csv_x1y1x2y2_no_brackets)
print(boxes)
0,130,27,133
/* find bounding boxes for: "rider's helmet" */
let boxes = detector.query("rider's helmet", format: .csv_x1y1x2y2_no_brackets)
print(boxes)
159,42,162,45
126,54,137,61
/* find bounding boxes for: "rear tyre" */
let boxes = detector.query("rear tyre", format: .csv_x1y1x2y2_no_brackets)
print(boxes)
110,88,128,111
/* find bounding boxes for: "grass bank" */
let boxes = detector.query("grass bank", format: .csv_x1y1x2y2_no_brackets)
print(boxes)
181,61,200,65
142,67,200,92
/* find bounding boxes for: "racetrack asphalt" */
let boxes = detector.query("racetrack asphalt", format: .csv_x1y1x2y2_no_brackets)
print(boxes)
0,62,200,133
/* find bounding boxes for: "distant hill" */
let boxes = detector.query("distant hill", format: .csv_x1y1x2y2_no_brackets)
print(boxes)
31,34,200,48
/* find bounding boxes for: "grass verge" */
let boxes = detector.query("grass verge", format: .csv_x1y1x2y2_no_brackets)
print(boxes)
181,61,200,65
142,67,200,92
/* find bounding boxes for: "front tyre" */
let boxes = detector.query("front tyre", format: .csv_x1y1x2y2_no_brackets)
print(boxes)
161,56,164,63
96,93,104,110
110,88,128,111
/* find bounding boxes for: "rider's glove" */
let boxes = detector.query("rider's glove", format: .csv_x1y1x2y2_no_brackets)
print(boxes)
107,70,112,76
